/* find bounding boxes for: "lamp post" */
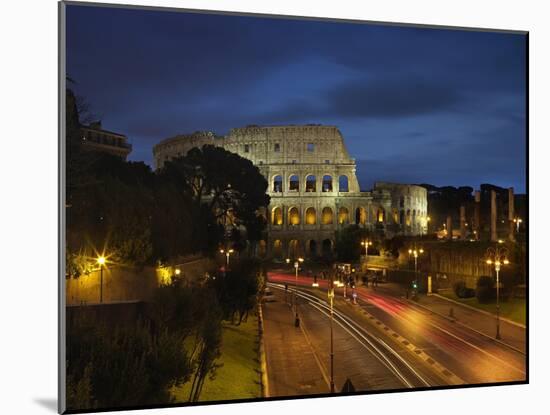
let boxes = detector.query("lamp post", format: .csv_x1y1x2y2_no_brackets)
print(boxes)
361,238,373,285
408,246,424,295
97,256,106,303
219,248,234,268
287,257,304,327
328,273,335,393
485,246,510,340
513,217,522,233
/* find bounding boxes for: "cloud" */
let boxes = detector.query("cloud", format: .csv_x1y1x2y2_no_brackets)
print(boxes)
264,75,463,122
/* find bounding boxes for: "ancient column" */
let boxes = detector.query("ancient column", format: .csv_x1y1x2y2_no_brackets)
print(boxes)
490,190,498,242
446,215,452,240
474,190,481,240
508,187,515,242
460,205,467,240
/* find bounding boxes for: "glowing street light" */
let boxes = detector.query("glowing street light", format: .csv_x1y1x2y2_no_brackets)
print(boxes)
408,246,424,297
361,238,373,285
220,248,235,267
287,257,304,327
486,246,510,340
513,217,523,233
97,256,106,303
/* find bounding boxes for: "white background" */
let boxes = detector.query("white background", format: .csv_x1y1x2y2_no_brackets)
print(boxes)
0,0,547,414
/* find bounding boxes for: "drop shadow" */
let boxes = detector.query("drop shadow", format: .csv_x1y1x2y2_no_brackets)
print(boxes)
34,398,57,413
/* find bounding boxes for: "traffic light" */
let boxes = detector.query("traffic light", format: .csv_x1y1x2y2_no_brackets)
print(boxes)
412,280,418,290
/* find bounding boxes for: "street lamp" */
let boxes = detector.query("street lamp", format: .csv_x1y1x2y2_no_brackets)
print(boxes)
486,246,510,340
513,217,523,233
97,256,106,303
328,273,335,393
287,257,304,327
408,246,424,296
361,238,373,285
219,248,234,267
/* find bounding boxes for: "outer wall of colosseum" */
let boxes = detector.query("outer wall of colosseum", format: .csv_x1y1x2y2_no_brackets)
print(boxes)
153,125,428,260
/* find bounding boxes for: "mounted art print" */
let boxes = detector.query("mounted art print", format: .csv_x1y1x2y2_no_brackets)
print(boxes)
59,1,528,413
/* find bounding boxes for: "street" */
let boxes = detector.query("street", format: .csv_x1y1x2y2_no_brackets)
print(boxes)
262,271,526,396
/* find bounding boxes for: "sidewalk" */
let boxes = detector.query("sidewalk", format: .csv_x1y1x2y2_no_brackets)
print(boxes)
261,292,328,397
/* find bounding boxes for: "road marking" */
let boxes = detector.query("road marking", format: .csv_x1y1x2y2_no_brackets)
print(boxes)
308,302,415,389
276,284,462,386
426,320,526,376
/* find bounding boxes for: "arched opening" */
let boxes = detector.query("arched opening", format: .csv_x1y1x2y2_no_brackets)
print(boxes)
338,207,349,225
307,240,317,258
305,207,316,225
321,207,334,225
273,240,283,260
289,175,299,192
406,209,411,226
393,208,399,224
355,207,367,225
322,239,332,257
305,175,316,192
272,207,283,225
400,210,405,225
258,240,267,257
288,207,300,226
377,207,386,223
273,175,282,193
288,239,302,259
322,175,333,192
339,175,349,192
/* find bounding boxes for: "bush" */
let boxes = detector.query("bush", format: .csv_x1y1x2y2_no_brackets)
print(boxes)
476,275,495,303
452,281,474,298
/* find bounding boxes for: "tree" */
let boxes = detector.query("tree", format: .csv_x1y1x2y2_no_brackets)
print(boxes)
159,145,270,254
334,225,372,262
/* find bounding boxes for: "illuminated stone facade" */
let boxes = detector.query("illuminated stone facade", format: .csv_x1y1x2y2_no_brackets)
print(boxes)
153,125,428,259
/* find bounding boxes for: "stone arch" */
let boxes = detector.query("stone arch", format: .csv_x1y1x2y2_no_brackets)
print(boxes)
305,207,317,225
322,239,333,257
356,207,367,225
392,208,399,224
377,207,386,223
258,240,267,257
288,239,303,259
305,175,316,192
339,175,349,192
273,175,282,193
288,207,300,226
272,207,283,225
307,239,318,258
273,240,283,260
338,206,350,224
322,207,334,225
322,175,333,192
289,174,299,192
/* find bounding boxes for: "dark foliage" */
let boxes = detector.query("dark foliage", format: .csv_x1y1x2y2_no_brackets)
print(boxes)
476,275,495,303
453,280,475,298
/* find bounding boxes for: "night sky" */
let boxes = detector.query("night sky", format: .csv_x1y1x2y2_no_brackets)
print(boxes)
66,4,527,193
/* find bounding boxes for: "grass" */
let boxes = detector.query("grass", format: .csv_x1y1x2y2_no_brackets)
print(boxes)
440,291,526,325
171,316,261,402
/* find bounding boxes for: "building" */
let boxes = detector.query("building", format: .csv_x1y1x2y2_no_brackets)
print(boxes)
80,121,132,159
153,125,428,259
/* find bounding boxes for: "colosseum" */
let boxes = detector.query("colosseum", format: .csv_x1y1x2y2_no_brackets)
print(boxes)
153,125,428,259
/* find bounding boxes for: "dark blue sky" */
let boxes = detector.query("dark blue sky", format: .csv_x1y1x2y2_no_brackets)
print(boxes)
66,4,527,192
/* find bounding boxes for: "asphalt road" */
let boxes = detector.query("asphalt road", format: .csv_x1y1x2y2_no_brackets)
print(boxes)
263,271,526,397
